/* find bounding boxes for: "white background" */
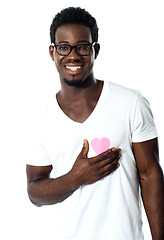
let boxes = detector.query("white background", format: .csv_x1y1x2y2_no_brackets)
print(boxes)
0,0,164,239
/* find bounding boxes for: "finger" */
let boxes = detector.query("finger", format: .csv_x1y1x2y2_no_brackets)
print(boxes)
91,149,113,162
92,148,121,163
78,139,89,158
101,161,120,177
104,155,120,171
100,148,121,160
98,153,121,168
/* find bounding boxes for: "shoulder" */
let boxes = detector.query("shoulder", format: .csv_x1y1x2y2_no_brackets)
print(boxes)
33,94,60,135
38,93,60,123
104,81,140,105
105,81,138,95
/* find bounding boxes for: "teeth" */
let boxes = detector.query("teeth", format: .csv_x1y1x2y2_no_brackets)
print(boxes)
65,66,82,71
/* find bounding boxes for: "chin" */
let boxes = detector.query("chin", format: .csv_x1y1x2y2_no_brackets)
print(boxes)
63,78,85,87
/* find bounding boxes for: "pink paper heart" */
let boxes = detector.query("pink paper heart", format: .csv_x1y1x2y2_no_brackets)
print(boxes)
91,138,110,155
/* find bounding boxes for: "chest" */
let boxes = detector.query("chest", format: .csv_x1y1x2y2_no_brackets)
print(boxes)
44,104,131,168
57,97,99,123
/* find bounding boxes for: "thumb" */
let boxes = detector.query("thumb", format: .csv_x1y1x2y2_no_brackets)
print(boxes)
80,139,89,158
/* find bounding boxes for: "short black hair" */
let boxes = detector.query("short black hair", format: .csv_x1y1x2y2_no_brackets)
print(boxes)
50,7,99,44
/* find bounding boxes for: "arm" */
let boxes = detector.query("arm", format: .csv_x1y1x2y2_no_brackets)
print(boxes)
133,138,164,240
27,140,120,207
26,164,77,207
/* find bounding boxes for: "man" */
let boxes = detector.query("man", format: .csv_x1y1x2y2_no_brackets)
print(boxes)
26,7,164,240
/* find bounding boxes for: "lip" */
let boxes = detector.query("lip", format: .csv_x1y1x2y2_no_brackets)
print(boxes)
64,64,84,73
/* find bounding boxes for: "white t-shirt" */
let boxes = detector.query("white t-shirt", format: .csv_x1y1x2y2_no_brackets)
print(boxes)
27,81,157,240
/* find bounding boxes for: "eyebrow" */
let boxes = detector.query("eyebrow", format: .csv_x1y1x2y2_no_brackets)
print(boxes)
77,40,91,44
57,40,91,44
57,41,69,44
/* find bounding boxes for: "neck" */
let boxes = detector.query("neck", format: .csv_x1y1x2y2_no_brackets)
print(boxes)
56,76,104,123
58,74,100,102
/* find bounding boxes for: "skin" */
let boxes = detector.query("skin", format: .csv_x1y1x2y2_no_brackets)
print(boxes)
49,24,102,123
27,24,121,206
27,141,121,205
26,23,164,240
133,139,164,240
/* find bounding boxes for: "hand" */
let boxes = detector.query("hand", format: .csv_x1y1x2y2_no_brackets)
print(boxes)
69,139,121,187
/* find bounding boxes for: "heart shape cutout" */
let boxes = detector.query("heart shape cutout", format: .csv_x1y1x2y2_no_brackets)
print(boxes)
91,137,110,155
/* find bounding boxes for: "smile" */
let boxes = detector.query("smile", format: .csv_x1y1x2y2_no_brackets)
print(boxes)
65,65,83,72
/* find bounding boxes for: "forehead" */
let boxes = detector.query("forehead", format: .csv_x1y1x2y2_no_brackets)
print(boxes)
55,23,92,44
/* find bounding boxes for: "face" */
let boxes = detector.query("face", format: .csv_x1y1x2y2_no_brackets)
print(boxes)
49,23,100,87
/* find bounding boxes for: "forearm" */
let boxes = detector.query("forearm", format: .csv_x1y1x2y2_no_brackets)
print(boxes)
27,146,120,207
140,166,164,240
27,173,79,207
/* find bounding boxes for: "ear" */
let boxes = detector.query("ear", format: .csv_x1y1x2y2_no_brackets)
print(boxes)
49,45,55,61
94,43,100,59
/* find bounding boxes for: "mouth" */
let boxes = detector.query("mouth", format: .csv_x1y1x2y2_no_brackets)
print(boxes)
64,65,84,73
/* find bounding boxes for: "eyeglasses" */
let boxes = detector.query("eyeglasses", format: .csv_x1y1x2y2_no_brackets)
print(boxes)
52,43,95,56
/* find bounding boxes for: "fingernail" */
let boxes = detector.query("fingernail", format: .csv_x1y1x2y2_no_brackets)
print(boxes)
108,149,113,153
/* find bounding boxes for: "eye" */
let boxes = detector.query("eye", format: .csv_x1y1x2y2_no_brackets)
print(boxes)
57,45,70,52
78,45,90,50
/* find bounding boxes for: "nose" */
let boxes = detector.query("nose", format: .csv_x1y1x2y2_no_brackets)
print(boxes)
67,47,81,60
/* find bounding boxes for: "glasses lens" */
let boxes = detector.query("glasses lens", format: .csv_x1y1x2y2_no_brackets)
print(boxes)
56,45,70,56
76,44,91,56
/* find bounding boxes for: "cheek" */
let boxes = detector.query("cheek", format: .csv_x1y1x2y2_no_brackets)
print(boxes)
54,54,63,72
54,58,58,69
86,55,95,71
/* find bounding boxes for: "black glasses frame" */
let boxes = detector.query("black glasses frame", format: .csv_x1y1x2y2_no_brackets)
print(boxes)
52,43,95,56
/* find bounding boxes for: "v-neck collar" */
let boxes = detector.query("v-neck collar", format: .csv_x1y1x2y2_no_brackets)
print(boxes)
54,81,108,125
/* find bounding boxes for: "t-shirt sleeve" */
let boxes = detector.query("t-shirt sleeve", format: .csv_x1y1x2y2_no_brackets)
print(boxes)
25,111,52,166
26,138,52,166
131,92,158,143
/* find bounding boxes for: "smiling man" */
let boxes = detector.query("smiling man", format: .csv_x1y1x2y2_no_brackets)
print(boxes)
26,7,164,240
52,23,97,87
